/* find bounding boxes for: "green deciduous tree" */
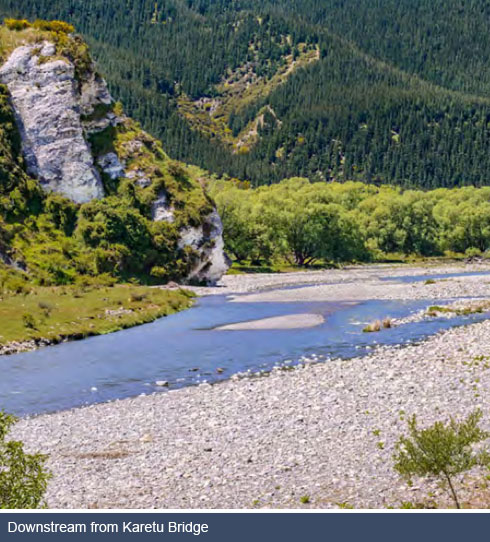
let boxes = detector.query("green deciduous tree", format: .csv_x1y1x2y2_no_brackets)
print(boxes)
211,177,490,265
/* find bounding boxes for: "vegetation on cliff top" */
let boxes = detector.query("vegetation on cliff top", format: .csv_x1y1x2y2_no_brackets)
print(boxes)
0,22,216,294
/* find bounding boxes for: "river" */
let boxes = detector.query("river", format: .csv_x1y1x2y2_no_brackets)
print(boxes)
2,269,490,415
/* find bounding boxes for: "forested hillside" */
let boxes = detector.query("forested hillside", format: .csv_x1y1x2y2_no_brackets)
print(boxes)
2,1,490,187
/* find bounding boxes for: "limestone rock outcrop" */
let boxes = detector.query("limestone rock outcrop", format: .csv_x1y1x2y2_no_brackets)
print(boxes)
151,192,175,223
0,36,230,284
97,152,126,180
0,42,104,203
178,210,231,284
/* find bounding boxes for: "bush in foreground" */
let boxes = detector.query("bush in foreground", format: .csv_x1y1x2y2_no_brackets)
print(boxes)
0,411,50,509
393,410,490,509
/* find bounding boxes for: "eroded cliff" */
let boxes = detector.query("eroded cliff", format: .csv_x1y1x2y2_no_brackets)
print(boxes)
0,21,229,285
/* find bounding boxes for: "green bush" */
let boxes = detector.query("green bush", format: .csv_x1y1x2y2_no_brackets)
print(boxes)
150,266,168,279
465,247,482,259
393,410,490,509
0,411,51,509
32,19,75,34
21,312,36,329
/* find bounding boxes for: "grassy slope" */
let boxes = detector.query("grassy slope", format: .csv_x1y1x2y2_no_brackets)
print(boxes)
0,284,194,348
0,23,215,289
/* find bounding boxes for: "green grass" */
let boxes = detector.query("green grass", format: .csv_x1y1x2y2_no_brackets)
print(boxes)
0,284,195,347
427,302,490,317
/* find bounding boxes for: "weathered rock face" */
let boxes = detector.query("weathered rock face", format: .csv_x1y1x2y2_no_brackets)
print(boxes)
0,38,230,284
151,192,175,223
152,194,229,283
178,210,231,284
97,152,125,180
0,42,104,203
79,71,112,117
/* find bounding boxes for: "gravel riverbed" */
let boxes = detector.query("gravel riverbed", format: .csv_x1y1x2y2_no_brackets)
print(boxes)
9,263,490,509
12,323,490,508
190,261,490,298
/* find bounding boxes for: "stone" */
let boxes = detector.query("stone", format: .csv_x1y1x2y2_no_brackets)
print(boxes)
151,192,175,223
0,40,230,285
0,42,104,203
97,152,126,180
79,71,112,117
178,210,231,284
126,169,152,188
155,381,169,388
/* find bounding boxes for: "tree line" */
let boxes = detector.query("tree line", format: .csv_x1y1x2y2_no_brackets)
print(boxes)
209,178,490,265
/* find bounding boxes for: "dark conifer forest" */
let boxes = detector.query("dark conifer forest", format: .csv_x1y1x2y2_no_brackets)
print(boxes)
2,0,490,188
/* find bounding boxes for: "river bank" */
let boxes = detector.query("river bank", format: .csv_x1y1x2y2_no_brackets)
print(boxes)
0,285,194,357
12,316,490,509
2,262,489,356
10,263,490,509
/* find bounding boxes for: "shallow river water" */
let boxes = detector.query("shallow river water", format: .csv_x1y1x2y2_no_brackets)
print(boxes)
1,274,490,416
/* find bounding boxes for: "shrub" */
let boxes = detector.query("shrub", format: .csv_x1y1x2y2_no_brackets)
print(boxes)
167,161,187,181
21,312,36,329
465,247,482,259
0,411,51,508
32,20,75,34
150,266,168,279
38,301,54,317
382,317,392,329
129,291,147,303
393,410,490,509
0,274,28,295
4,18,31,31
363,320,381,333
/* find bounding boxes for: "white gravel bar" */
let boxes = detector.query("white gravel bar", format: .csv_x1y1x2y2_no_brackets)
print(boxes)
189,261,490,298
12,321,490,509
216,313,325,330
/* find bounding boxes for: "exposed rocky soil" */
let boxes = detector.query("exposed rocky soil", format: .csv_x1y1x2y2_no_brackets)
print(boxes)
190,261,490,298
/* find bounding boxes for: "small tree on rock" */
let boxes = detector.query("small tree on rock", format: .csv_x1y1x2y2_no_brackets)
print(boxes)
393,410,490,509
0,411,51,509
